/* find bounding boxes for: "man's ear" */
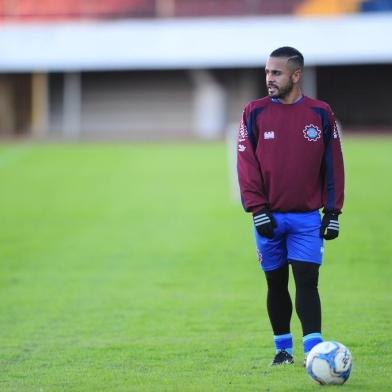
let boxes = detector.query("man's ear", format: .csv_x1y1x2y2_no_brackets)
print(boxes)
292,68,302,84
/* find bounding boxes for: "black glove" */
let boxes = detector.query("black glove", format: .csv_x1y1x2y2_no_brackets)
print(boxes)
320,212,340,240
253,210,277,239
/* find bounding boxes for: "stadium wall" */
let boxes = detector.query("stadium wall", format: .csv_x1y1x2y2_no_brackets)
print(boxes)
45,69,263,140
1,13,392,138
318,64,392,128
1,64,392,139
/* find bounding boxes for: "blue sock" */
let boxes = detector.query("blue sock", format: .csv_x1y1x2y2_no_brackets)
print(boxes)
274,333,293,355
303,333,323,355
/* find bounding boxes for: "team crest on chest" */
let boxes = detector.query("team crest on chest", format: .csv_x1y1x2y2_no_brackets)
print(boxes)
303,124,321,142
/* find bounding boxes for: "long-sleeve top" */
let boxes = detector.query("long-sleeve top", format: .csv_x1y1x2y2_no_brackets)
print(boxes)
237,95,345,214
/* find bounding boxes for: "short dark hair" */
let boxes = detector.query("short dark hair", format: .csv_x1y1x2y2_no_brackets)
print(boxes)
270,46,304,70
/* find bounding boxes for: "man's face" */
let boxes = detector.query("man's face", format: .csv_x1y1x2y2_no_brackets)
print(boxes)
265,56,297,99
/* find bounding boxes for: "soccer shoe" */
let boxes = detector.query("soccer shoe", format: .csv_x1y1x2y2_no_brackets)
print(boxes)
270,350,294,366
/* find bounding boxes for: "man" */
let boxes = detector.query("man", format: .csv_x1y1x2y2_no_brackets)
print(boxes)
237,47,344,366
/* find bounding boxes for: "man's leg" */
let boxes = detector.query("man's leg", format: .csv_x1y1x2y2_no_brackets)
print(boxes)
254,213,293,365
285,211,324,360
265,263,294,365
291,261,323,357
265,263,292,336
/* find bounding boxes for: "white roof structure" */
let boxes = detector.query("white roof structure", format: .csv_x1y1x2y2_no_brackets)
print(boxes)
1,12,392,72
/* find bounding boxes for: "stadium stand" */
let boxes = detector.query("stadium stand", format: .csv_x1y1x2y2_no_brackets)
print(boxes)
0,0,155,20
296,0,362,15
173,0,304,17
361,0,392,11
2,0,391,21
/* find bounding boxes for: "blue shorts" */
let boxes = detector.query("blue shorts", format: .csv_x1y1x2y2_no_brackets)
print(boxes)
254,211,324,272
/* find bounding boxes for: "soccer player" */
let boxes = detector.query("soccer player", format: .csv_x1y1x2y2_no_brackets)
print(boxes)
237,47,344,366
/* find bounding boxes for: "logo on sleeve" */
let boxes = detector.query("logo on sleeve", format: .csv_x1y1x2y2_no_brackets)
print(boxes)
238,118,248,142
303,124,321,142
333,122,339,139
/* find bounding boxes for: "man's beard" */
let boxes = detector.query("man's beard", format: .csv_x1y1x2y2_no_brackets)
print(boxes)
268,78,293,99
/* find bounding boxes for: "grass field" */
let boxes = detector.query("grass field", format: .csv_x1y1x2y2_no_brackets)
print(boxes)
0,137,391,391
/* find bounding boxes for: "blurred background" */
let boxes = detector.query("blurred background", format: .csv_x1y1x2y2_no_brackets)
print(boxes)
0,0,392,141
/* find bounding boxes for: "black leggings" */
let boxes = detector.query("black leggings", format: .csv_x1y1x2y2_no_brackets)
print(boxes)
265,261,321,336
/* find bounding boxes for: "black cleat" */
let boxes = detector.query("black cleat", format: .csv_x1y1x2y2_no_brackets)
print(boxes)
270,350,294,366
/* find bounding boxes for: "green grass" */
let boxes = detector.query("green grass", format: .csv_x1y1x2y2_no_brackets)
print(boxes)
0,138,391,391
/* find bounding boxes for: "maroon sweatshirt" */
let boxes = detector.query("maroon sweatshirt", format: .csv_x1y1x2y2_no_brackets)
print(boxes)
237,95,344,214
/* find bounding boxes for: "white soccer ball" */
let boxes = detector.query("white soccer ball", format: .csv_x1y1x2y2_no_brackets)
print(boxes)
306,341,352,385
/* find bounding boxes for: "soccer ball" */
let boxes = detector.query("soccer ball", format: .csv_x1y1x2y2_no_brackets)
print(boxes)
306,341,352,385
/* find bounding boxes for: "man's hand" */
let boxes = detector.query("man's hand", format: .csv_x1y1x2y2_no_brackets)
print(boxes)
320,212,340,240
253,210,277,239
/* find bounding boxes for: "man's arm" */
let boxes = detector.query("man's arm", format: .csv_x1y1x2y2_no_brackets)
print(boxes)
323,106,345,214
237,107,269,213
320,106,345,240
